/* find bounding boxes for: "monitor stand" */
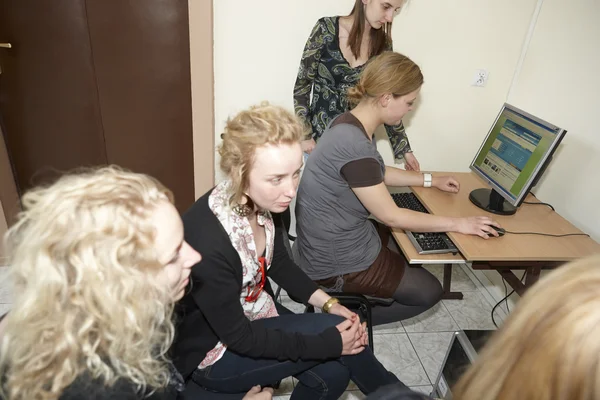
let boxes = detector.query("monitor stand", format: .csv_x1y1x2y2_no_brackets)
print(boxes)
469,188,517,216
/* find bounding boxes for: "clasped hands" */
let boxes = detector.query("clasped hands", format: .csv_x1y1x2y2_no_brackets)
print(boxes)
328,303,369,355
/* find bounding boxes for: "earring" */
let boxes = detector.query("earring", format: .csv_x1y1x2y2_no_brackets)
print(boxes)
232,202,253,217
232,194,254,217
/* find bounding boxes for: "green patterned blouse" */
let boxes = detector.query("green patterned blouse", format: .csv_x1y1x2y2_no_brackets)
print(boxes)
293,16,411,159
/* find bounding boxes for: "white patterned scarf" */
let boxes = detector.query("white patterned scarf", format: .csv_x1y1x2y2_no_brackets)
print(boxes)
198,180,279,368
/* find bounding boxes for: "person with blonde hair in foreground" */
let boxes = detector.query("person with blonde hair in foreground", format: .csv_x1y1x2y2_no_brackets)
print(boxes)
0,166,272,400
452,254,600,400
366,254,600,400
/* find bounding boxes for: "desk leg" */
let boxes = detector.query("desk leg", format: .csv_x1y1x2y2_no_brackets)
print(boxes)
442,263,464,300
525,267,541,288
498,266,543,297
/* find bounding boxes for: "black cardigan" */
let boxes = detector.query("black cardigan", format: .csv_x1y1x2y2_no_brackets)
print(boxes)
172,190,343,379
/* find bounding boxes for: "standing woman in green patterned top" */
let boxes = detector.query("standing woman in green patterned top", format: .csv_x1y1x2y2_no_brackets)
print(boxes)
293,0,421,171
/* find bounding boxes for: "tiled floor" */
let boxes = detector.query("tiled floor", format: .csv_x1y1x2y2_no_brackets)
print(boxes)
0,263,508,399
272,263,508,399
0,266,12,316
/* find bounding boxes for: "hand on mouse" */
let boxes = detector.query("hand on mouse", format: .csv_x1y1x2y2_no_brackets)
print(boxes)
454,217,501,239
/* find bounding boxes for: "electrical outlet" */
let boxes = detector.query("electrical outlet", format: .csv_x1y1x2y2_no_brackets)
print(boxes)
471,69,489,87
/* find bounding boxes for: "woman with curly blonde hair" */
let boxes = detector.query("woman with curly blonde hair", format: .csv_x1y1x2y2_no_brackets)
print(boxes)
0,166,207,400
173,102,403,399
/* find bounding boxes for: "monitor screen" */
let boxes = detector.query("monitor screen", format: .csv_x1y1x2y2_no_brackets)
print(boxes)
469,104,566,215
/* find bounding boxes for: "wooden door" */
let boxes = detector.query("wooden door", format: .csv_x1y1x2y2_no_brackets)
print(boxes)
0,0,194,212
86,0,195,212
0,1,108,191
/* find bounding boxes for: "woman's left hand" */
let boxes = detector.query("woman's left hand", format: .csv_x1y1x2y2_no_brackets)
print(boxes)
328,303,357,320
404,152,421,171
433,176,460,193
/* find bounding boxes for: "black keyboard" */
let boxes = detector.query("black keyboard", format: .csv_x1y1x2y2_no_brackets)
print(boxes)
391,193,459,255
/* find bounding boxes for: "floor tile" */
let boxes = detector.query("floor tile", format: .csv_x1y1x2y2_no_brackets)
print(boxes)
442,291,497,330
278,295,307,314
410,385,434,396
408,332,454,383
0,303,11,316
346,379,359,391
339,390,366,399
423,264,477,292
402,303,458,333
268,278,280,295
373,321,405,335
0,267,12,304
372,333,429,386
462,264,510,324
272,377,294,396
269,278,291,301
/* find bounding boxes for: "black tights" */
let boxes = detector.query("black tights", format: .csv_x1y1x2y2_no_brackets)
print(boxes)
370,264,443,326
369,237,443,326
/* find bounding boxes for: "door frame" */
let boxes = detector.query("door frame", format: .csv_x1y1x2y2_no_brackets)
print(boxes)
0,123,19,261
189,0,215,198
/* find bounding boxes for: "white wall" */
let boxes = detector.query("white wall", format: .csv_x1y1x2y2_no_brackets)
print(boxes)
375,0,538,168
213,0,537,178
480,0,600,306
213,0,353,181
507,0,600,243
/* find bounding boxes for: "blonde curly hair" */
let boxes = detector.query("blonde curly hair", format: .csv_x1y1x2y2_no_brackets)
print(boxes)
0,166,176,400
219,102,307,205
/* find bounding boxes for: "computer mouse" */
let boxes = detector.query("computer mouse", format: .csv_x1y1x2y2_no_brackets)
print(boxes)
490,225,505,237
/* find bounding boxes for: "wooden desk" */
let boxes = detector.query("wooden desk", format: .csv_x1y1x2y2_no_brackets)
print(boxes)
392,172,600,296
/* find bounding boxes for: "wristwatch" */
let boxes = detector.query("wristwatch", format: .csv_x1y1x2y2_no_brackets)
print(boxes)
423,173,432,188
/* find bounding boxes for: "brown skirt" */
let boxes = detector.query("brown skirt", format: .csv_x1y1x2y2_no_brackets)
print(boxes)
316,221,407,298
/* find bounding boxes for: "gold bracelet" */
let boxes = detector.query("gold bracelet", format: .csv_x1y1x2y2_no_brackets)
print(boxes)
322,297,340,314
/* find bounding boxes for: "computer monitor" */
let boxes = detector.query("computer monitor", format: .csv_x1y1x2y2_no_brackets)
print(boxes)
469,103,566,215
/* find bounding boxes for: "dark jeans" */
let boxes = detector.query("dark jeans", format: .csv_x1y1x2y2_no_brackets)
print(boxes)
191,312,401,400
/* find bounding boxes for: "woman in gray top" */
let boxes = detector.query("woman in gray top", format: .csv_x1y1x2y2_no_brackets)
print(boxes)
295,52,501,325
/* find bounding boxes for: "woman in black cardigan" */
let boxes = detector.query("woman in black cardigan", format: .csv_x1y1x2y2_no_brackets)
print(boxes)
173,103,403,399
